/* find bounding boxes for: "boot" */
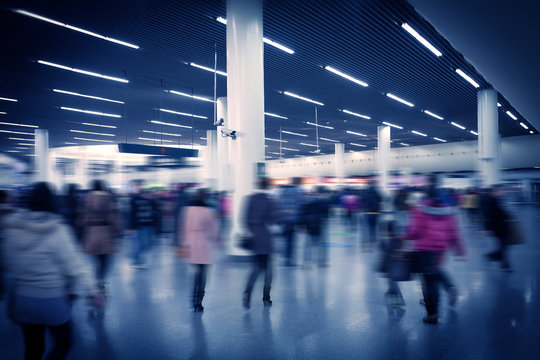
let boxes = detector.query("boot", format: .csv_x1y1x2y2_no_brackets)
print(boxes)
263,287,272,307
242,292,251,310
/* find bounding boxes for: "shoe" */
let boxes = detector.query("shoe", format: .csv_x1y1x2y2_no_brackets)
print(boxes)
194,304,204,312
423,314,438,324
448,287,458,306
263,300,273,307
242,293,250,310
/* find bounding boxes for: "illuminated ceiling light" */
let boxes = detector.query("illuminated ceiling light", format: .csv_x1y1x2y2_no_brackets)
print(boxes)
346,130,367,137
282,147,300,152
324,66,368,87
38,60,128,83
401,23,442,57
0,122,38,128
520,122,529,130
70,129,115,137
0,112,6,115
310,150,324,154
281,130,307,137
200,137,207,140
0,97,18,102
264,112,288,119
350,143,366,147
530,131,534,134
423,110,444,120
411,130,427,137
400,143,410,146
53,89,124,104
138,137,173,143
6,150,20,153
65,142,77,145
16,147,29,149
434,137,447,142
73,137,113,143
320,137,338,143
451,122,466,130
506,111,518,120
283,91,324,106
143,130,181,137
81,122,117,129
470,130,478,136
17,143,34,146
455,69,480,88
168,90,215,103
61,106,121,118
382,121,403,129
0,129,33,135
189,62,227,77
216,16,227,25
150,120,192,129
268,152,282,155
159,108,207,119
497,103,502,107
386,93,414,107
342,109,371,119
26,154,36,157
9,137,34,141
15,10,139,49
300,142,319,147
307,122,333,129
265,137,287,143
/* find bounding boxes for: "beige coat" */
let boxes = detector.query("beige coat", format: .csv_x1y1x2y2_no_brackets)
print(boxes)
181,206,219,264
83,191,118,255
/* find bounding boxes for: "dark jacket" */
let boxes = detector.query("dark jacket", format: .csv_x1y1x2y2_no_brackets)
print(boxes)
129,195,159,229
483,194,509,239
302,196,330,236
363,186,382,213
244,192,275,254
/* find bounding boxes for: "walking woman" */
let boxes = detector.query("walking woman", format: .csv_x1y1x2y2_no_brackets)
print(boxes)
182,189,219,312
2,182,101,359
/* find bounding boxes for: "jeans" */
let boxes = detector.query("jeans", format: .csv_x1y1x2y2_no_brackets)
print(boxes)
415,252,441,316
245,254,273,301
21,321,72,360
193,264,207,304
283,223,296,265
365,213,379,243
133,226,154,266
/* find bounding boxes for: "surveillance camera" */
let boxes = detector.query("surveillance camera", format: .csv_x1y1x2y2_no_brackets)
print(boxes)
214,118,224,126
220,128,236,140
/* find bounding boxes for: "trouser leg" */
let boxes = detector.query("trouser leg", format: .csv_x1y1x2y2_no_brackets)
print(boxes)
46,321,72,360
245,256,262,295
21,323,46,360
262,255,272,301
284,224,295,265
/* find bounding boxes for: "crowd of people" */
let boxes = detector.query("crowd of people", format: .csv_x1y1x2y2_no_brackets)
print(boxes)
0,174,520,358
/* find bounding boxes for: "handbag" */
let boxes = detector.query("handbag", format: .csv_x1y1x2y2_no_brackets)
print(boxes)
238,234,254,251
388,251,413,282
175,244,189,258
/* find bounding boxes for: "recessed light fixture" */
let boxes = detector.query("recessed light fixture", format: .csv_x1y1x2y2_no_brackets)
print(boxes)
159,108,207,119
455,69,480,88
61,106,121,118
341,109,371,119
168,90,215,103
81,122,117,129
0,97,18,102
346,130,367,137
497,103,502,107
282,147,300,151
300,143,319,147
264,112,288,119
189,62,227,77
150,120,192,129
73,137,113,143
64,142,78,145
324,66,368,87
386,93,414,107
450,122,465,130
520,122,529,130
470,130,479,136
423,110,444,120
320,137,338,143
382,121,403,129
530,131,534,134
433,137,446,142
265,137,287,143
283,91,324,106
0,122,38,128
138,137,173,143
53,89,124,104
411,130,427,137
38,60,128,83
506,111,518,120
281,130,308,137
350,143,366,147
70,129,115,137
307,122,333,129
401,23,442,57
0,129,33,135
400,143,410,146
143,130,181,137
15,9,139,49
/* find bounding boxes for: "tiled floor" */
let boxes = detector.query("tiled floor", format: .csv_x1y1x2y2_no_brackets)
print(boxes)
1,206,539,359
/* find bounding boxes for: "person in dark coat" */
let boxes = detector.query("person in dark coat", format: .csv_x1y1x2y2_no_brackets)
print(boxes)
242,177,276,309
302,186,330,268
483,184,512,271
362,180,382,249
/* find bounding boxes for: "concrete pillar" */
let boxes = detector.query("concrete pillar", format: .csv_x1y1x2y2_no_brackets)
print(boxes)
377,125,391,195
335,143,345,187
217,97,231,191
227,0,265,248
478,89,500,187
34,129,50,182
205,130,218,189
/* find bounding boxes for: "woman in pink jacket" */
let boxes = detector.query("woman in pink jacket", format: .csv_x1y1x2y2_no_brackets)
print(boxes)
181,189,219,312
405,186,465,324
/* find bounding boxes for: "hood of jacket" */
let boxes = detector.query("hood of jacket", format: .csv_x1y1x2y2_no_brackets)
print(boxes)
2,210,63,250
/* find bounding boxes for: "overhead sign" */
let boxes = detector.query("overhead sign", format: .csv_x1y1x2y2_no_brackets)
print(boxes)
118,143,198,158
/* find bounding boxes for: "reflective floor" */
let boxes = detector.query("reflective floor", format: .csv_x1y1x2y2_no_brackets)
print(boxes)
1,206,539,359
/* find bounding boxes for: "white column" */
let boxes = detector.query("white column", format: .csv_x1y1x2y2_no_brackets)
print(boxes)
34,129,50,182
227,0,265,248
478,89,500,187
217,97,231,191
377,125,391,195
335,143,345,187
205,130,218,189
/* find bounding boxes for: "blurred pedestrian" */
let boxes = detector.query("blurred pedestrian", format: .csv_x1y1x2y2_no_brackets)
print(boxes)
362,180,382,250
61,184,84,244
0,190,15,301
302,186,330,268
1,182,102,359
483,185,513,272
181,189,219,312
278,177,305,267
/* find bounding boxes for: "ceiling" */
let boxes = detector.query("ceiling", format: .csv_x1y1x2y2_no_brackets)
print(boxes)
0,0,536,162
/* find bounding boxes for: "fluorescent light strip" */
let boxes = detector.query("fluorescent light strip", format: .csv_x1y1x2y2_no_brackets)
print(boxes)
310,150,324,154
530,131,534,134
18,143,34,146
65,142,78,145
215,17,294,54
0,97,18,102
411,130,427,137
506,111,518,120
342,109,371,119
81,122,117,129
283,91,324,106
350,143,366,147
346,130,367,137
9,137,34,141
0,112,6,115
264,112,288,119
0,130,33,135
433,137,447,143
423,110,444,120
189,63,227,77
150,120,192,129
324,66,368,87
38,60,128,83
281,130,307,137
265,137,287,143
401,23,442,57
497,103,502,107
159,108,207,119
386,93,414,107
16,10,139,49
300,143,319,147
138,137,173,143
16,147,29,149
73,137,113,143
70,129,115,137
169,90,214,103
143,130,181,137
520,123,529,130
268,152,281,155
53,89,124,104
306,122,333,129
281,147,300,152
320,137,338,143
382,121,403,129
6,150,20,153
400,143,410,147
200,137,207,140
451,122,466,130
61,106,121,118
470,130,478,136
0,122,38,128
455,69,480,88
